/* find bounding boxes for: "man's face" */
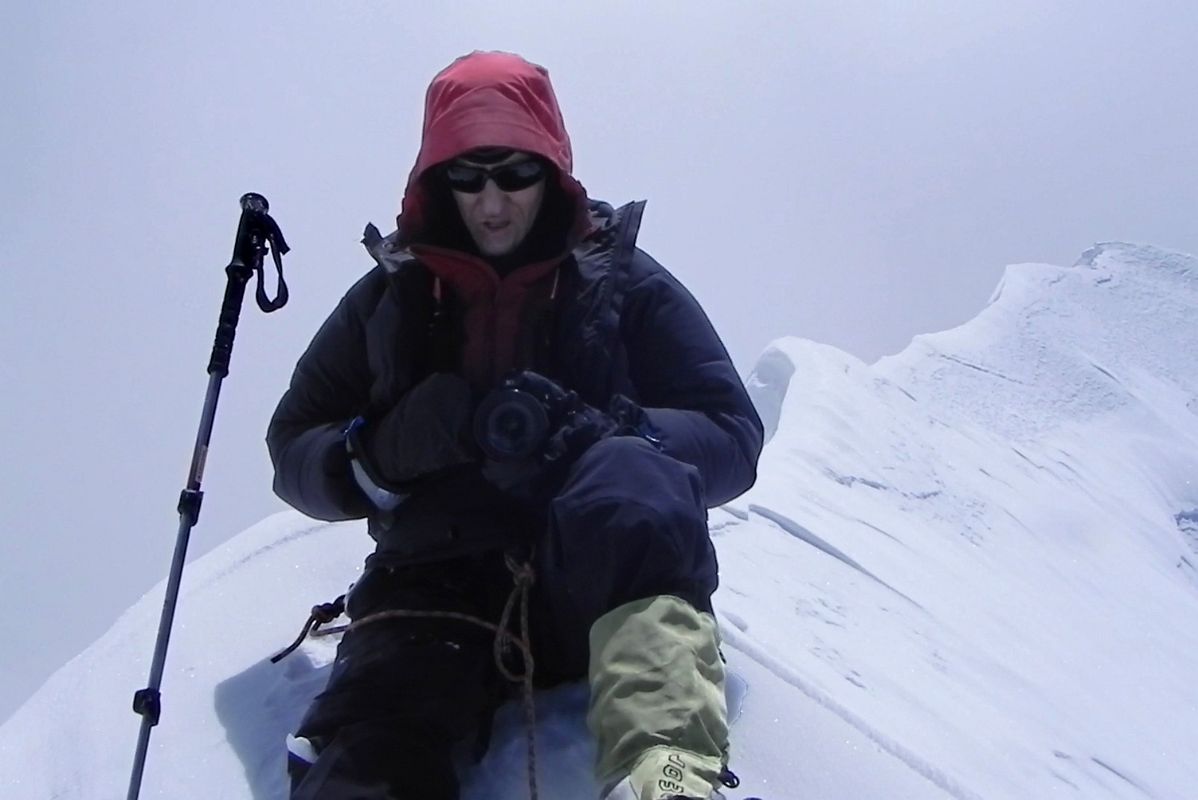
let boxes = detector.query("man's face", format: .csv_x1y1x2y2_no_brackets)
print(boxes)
449,151,547,258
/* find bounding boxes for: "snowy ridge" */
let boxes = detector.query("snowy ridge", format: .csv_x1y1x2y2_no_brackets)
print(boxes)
726,242,1198,798
2,243,1196,799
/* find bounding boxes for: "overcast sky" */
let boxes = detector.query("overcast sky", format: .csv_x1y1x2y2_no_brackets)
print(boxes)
1,1,1195,724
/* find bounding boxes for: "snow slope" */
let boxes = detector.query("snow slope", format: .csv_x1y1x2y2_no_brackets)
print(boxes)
3,242,1196,799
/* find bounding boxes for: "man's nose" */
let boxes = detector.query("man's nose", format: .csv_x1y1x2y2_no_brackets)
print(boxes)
478,179,506,214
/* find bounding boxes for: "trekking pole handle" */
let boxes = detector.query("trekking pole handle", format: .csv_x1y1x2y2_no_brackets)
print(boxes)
207,193,289,376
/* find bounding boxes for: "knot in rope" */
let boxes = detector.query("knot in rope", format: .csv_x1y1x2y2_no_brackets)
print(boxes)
496,554,536,684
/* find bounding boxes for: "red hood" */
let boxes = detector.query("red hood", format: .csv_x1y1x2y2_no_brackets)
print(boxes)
398,51,589,243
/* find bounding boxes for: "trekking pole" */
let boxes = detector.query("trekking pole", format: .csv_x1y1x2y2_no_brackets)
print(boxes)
127,193,290,800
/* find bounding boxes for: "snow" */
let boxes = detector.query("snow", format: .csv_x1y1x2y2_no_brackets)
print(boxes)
3,242,1197,799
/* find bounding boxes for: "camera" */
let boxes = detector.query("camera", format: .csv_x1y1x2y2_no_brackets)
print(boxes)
473,372,571,462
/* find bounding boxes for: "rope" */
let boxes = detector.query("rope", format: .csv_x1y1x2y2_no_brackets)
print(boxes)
270,597,345,664
500,554,539,800
338,555,540,800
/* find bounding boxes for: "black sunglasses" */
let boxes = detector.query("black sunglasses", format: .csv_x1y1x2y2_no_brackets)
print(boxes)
444,159,547,193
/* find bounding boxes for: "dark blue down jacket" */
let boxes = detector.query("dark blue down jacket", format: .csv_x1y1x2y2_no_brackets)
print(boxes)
267,200,763,562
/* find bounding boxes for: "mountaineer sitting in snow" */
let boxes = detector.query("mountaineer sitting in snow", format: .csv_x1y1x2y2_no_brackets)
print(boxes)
267,50,763,800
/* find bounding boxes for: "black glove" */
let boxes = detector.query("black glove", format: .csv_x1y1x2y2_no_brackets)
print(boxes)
359,373,479,488
477,371,632,499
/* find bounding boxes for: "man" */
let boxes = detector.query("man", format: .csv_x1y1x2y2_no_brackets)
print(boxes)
268,51,763,800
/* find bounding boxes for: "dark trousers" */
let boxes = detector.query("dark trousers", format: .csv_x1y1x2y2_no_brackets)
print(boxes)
290,437,718,799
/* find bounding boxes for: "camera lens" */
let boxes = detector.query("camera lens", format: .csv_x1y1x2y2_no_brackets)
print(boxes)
474,388,550,461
